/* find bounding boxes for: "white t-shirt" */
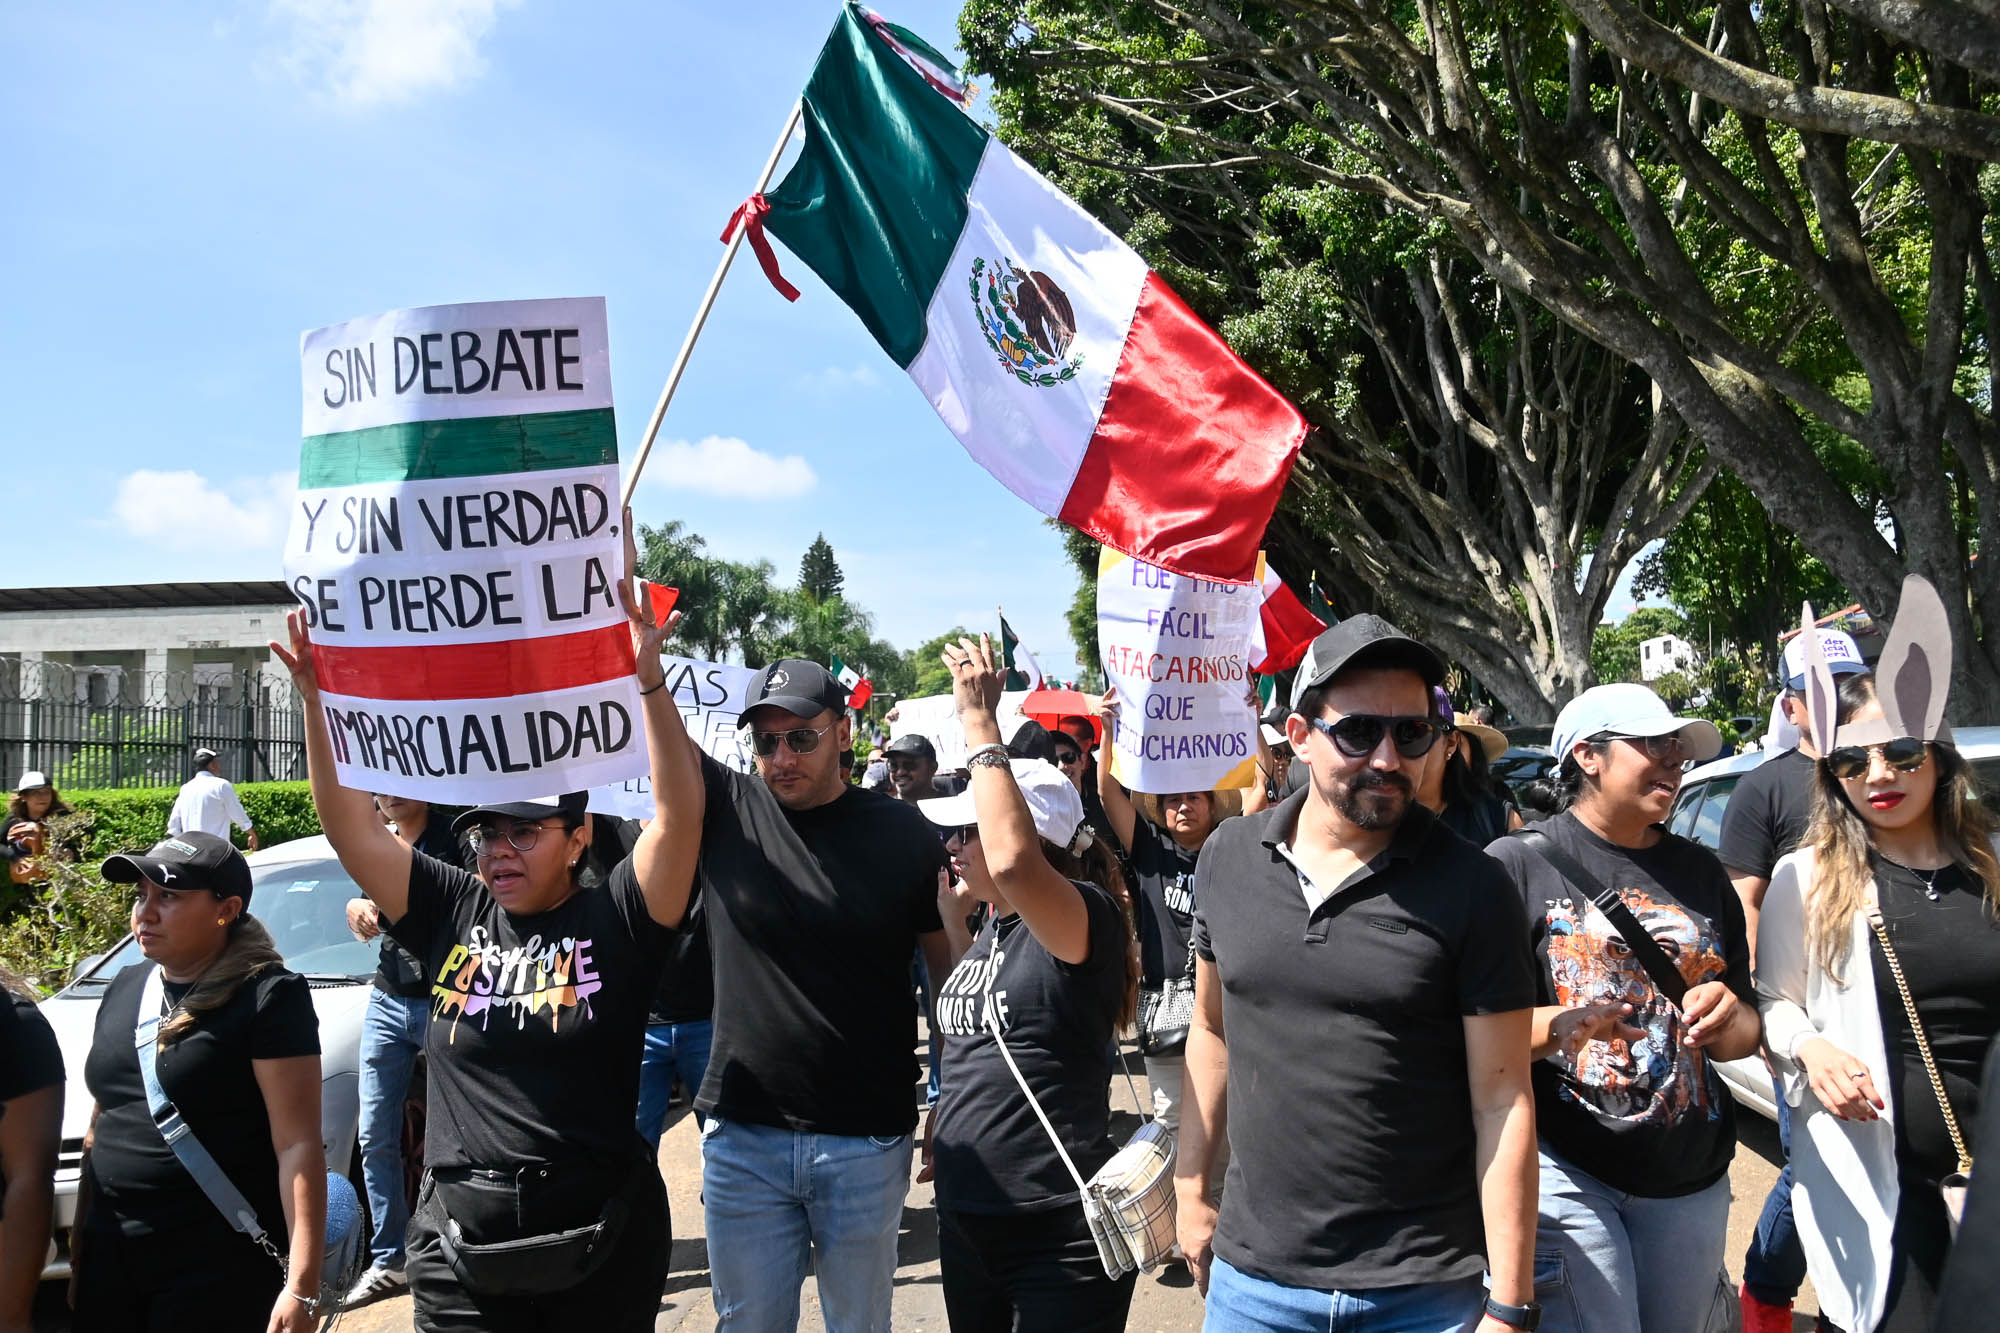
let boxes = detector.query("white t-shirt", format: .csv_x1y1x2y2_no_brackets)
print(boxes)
166,770,253,839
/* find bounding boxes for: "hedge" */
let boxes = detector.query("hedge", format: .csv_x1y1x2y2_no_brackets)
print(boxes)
55,781,322,859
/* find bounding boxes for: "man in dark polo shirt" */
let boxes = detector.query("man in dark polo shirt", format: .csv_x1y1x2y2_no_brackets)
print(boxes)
1177,617,1543,1333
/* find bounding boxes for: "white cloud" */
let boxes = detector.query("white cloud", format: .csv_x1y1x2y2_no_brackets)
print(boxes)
797,364,882,393
109,470,296,552
641,436,818,500
269,0,516,107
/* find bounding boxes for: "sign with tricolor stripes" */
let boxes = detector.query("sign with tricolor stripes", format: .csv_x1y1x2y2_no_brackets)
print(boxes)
283,297,647,803
1096,548,1260,795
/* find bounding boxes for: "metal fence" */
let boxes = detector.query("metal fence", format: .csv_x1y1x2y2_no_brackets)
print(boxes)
0,663,305,790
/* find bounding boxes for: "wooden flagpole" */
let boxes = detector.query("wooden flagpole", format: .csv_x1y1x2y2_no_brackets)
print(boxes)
621,99,806,508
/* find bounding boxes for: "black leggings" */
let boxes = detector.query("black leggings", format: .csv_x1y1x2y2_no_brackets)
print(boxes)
72,1213,282,1333
405,1158,671,1333
938,1204,1137,1333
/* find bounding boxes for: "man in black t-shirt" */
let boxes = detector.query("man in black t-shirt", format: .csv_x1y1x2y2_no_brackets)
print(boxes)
1719,628,1868,1328
687,660,951,1332
1178,617,1543,1333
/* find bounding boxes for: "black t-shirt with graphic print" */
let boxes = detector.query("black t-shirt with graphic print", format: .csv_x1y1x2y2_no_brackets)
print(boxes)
1487,812,1754,1197
694,754,948,1137
386,850,673,1168
931,880,1129,1214
1129,817,1198,987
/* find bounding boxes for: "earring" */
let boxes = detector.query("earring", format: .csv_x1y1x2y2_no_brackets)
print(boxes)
217,918,228,926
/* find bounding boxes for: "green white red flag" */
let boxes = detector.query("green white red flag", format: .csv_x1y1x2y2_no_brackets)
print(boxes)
756,3,1305,584
830,655,874,709
1250,558,1327,674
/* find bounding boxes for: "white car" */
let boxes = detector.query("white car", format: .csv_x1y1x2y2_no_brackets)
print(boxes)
1667,727,2000,1120
36,834,418,1279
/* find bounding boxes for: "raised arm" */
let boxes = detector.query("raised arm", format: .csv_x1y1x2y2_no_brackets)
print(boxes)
944,636,1089,963
1094,687,1138,852
617,512,706,928
271,608,413,920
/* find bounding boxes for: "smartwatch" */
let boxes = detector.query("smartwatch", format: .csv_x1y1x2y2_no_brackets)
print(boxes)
1484,1296,1542,1330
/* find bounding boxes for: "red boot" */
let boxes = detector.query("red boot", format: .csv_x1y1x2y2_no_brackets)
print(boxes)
1739,1283,1793,1333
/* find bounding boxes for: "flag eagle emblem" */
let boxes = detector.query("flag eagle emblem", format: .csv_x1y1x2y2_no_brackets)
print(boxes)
971,257,1081,387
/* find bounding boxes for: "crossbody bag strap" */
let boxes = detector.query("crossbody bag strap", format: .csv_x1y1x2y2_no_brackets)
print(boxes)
1510,828,1689,1008
981,939,1094,1196
134,966,285,1266
1865,900,1973,1174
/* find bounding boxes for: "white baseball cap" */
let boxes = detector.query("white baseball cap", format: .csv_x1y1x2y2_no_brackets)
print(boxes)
15,770,49,792
919,758,1087,849
1783,628,1867,691
1551,684,1722,766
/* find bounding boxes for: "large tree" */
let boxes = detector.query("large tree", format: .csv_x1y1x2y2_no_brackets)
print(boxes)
798,533,846,603
961,0,2000,715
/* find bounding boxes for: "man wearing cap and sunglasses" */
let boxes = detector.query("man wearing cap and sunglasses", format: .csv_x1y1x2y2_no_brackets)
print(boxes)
1174,616,1542,1332
693,658,953,1332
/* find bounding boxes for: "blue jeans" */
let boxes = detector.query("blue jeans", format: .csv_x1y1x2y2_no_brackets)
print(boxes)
1742,1091,1807,1306
357,988,429,1270
1204,1255,1486,1331
1533,1146,1734,1333
635,1018,714,1149
701,1117,911,1332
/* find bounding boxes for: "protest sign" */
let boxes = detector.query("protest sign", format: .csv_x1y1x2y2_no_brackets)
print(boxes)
885,691,1032,771
284,297,646,804
1096,547,1259,793
588,654,761,819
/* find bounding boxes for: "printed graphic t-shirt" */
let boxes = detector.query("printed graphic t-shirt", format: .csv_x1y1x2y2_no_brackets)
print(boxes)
1487,813,1754,1197
387,851,674,1168
695,754,947,1137
932,880,1129,1214
83,965,319,1241
1129,817,1198,987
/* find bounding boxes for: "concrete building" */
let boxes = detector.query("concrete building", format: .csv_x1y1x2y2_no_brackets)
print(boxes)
0,581,294,705
1639,633,1697,682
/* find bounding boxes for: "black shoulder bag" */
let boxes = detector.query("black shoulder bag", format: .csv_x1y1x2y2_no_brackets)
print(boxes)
1509,828,1688,1009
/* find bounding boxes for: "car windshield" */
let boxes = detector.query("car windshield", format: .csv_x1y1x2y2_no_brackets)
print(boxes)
83,855,375,983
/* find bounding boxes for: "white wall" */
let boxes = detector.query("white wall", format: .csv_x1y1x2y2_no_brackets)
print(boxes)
0,603,290,654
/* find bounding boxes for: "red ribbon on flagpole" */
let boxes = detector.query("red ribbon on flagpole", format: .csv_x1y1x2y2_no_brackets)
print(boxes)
721,193,800,302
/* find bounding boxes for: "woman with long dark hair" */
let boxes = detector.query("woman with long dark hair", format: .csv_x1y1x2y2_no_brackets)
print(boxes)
922,635,1141,1330
270,515,706,1332
72,832,326,1332
1756,581,2000,1333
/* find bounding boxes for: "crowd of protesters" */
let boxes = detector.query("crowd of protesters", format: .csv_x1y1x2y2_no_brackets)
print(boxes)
3,537,1998,1333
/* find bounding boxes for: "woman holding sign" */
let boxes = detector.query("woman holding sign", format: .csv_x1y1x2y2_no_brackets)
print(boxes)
271,510,706,1333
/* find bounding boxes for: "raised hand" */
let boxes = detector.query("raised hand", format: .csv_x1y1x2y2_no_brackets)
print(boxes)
268,607,322,704
618,506,679,689
942,634,1005,723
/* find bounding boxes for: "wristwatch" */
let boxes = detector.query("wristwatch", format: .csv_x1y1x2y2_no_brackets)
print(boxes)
1484,1296,1542,1330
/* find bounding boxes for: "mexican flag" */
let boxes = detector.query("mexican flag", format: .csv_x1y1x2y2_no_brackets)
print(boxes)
830,655,873,709
999,613,1043,692
762,4,1305,585
1250,558,1328,674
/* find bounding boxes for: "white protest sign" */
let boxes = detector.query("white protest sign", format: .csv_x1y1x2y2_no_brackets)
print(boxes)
885,691,1032,771
285,297,646,804
1096,547,1259,793
588,655,762,820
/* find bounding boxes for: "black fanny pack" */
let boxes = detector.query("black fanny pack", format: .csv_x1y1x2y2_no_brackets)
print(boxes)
426,1159,637,1296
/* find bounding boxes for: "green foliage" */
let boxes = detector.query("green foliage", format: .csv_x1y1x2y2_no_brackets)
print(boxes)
797,534,845,603
904,626,974,699
635,519,783,663
1589,608,1689,686
60,781,319,858
1053,521,1103,685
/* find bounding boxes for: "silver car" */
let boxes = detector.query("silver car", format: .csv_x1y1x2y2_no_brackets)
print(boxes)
36,834,410,1278
1667,726,2000,1119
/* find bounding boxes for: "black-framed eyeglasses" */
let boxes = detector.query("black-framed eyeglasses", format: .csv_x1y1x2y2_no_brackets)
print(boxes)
1603,732,1690,764
466,819,560,855
1308,713,1443,759
1826,737,1930,780
740,723,835,758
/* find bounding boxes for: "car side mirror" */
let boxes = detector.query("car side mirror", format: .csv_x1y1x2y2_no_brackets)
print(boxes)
72,953,106,981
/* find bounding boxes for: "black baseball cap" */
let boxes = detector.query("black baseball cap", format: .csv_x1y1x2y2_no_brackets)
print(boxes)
450,792,589,837
103,831,254,907
883,734,938,763
1296,615,1445,695
743,659,849,722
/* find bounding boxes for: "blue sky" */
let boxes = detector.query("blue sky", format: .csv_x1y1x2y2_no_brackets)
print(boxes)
2,1,1650,687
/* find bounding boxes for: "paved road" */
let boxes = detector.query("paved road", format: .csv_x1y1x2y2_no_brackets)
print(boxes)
37,1049,1821,1331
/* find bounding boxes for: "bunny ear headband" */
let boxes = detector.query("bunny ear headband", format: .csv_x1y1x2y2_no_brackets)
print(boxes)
1800,574,1954,753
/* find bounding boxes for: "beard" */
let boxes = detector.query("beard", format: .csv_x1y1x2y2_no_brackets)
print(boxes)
1328,767,1413,830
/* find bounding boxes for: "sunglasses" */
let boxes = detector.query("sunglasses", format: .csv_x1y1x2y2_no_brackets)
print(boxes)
1825,737,1930,780
948,824,980,844
1052,748,1083,767
1308,713,1443,759
466,819,561,855
740,723,834,758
